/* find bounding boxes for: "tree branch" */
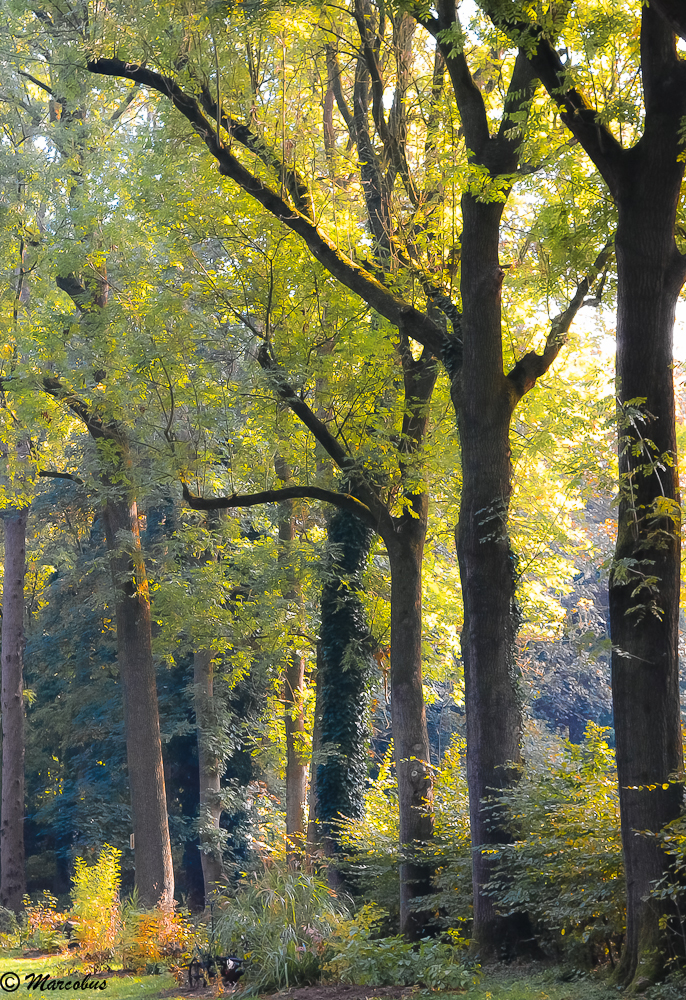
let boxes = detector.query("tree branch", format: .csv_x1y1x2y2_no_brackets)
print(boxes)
86,58,447,356
478,0,626,195
434,4,490,154
40,376,116,442
652,0,686,42
182,481,376,527
18,70,54,96
38,469,84,484
196,82,314,218
506,241,614,404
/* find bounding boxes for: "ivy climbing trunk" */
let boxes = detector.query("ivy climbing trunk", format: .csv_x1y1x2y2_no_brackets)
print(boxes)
102,492,174,908
315,505,374,876
0,508,27,911
194,647,224,901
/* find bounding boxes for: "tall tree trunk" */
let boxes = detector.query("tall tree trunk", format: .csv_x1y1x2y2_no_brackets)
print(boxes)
276,460,308,862
314,506,374,881
284,650,307,859
387,517,433,940
0,509,27,911
194,647,224,901
455,197,523,958
102,494,174,908
610,89,685,985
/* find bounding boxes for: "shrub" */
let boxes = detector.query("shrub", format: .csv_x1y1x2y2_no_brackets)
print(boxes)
120,893,192,972
215,866,348,992
337,736,473,935
0,906,20,953
324,903,475,989
413,735,473,933
22,891,68,953
335,746,401,927
486,723,625,963
70,844,123,961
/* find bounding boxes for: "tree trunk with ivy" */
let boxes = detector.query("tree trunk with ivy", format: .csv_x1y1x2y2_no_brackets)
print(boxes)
315,505,374,874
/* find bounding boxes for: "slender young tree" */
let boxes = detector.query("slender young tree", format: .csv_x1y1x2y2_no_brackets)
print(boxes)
275,456,308,862
0,503,28,911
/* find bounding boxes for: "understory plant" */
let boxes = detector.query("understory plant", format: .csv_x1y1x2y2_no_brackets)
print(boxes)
71,844,122,961
337,737,473,934
215,866,348,992
324,903,475,989
120,891,192,972
646,801,686,973
21,891,68,953
485,723,625,964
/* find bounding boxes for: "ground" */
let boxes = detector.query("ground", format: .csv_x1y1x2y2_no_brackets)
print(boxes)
0,957,622,1000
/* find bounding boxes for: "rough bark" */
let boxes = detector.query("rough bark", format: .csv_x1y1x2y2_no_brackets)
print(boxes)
475,2,686,981
102,493,174,908
0,509,27,911
276,461,308,862
609,27,686,979
194,647,224,900
454,195,524,959
387,515,433,940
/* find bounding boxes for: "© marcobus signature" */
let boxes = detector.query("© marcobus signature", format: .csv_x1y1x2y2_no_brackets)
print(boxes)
0,972,107,992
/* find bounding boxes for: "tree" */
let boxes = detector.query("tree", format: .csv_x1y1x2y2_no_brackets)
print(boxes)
0,502,28,911
88,1,610,946
184,330,440,935
0,3,175,906
480,0,686,983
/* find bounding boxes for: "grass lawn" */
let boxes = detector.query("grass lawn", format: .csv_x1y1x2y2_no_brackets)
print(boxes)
0,956,621,1000
0,955,179,1000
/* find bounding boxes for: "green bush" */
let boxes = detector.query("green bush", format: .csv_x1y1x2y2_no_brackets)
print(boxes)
486,723,624,963
335,746,402,927
214,866,349,992
71,844,123,961
336,737,473,934
324,903,476,989
647,802,686,971
22,891,69,953
0,906,20,952
412,735,473,932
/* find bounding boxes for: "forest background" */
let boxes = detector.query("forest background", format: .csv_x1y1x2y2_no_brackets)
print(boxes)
2,0,686,994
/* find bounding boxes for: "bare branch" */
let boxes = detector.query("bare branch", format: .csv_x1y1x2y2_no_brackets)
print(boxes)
182,481,376,526
506,241,614,403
